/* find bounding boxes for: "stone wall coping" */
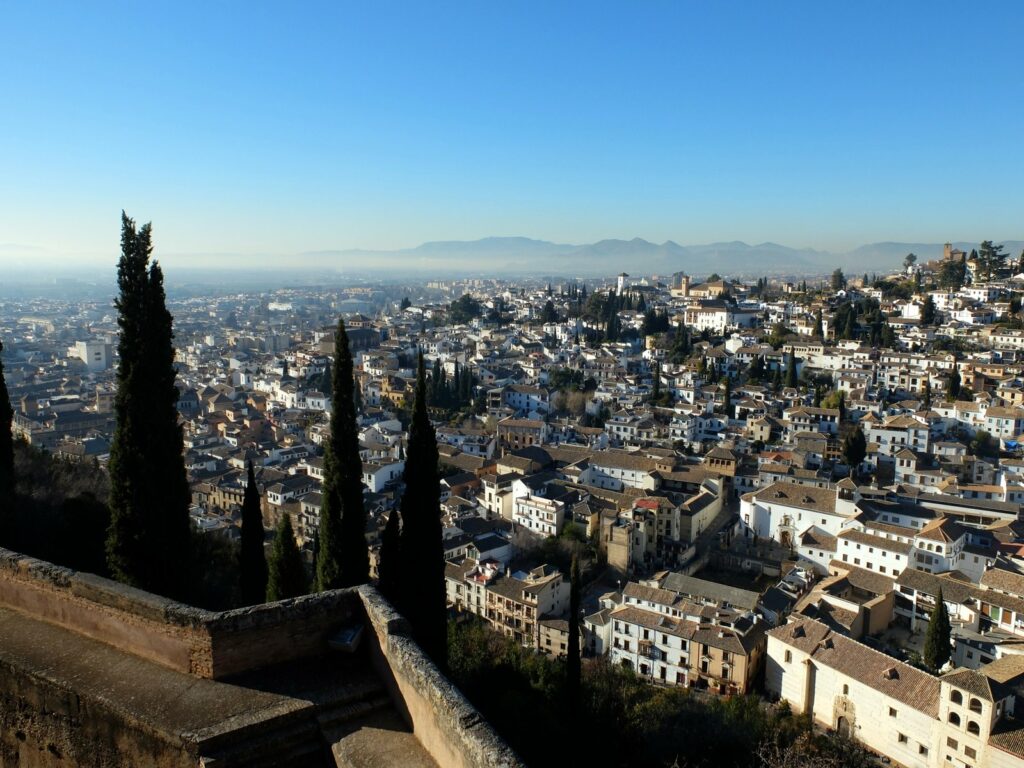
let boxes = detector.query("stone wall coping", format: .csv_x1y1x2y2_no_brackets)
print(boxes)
359,585,526,768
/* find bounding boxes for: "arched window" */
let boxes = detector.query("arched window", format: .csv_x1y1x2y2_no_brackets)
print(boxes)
951,690,963,704
969,698,983,713
967,721,981,736
949,712,961,726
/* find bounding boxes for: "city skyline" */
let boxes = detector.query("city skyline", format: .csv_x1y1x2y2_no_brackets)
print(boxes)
3,2,1024,269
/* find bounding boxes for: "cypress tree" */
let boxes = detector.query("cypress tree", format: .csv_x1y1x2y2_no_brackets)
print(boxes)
106,214,191,598
785,350,797,389
316,318,368,591
267,513,307,601
239,461,268,606
949,363,962,400
813,309,823,338
842,426,867,471
566,550,581,720
142,257,192,598
0,339,13,541
923,588,952,671
397,355,445,666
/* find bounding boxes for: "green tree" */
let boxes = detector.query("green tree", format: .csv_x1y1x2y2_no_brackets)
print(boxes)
812,309,823,338
831,268,846,292
921,295,936,325
397,355,446,666
722,375,732,416
977,240,1007,281
106,213,191,599
785,350,797,389
923,588,952,671
400,296,411,310
266,513,307,601
971,429,998,458
938,255,967,290
317,318,369,591
239,461,268,606
903,253,917,270
567,550,581,723
842,426,867,471
948,363,961,400
0,339,13,537
540,300,558,324
448,294,482,324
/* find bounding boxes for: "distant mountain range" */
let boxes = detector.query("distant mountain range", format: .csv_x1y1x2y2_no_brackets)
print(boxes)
301,237,1024,278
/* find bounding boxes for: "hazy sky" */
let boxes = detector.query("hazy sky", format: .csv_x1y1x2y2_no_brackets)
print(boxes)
2,2,1023,268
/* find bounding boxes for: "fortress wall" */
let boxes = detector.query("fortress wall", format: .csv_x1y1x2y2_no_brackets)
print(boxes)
0,548,212,676
204,589,361,679
0,548,362,680
359,585,526,768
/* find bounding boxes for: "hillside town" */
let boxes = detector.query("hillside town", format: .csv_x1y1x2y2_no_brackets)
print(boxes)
9,240,1024,766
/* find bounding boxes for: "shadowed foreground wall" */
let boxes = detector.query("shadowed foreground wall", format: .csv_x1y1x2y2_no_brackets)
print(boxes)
0,548,524,768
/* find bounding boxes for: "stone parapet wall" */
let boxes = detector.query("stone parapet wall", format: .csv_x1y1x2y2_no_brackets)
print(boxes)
359,585,525,768
0,548,212,676
0,548,360,680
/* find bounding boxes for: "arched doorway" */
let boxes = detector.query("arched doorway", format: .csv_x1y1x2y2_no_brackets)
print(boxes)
836,717,852,739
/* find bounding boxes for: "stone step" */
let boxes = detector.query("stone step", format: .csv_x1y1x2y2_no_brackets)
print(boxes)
199,716,325,768
329,709,439,768
317,692,394,732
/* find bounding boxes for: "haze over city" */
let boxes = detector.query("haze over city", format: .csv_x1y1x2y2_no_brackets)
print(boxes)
2,1,1023,276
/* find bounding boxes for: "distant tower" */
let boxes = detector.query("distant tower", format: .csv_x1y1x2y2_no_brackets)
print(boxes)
944,243,952,260
617,272,629,294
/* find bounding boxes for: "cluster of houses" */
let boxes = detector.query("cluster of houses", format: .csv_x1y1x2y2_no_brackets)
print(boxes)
10,250,1024,764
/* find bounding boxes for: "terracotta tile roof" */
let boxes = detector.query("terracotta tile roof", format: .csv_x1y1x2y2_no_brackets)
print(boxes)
981,567,1024,598
768,617,939,716
752,481,838,515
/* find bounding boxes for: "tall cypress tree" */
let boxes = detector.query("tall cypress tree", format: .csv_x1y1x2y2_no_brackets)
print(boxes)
316,318,368,591
566,551,581,719
785,350,798,389
239,461,268,606
266,513,308,601
106,213,191,598
143,257,192,598
0,339,13,540
923,587,952,671
397,355,445,666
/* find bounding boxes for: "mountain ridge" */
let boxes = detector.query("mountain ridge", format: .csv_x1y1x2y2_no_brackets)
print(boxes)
290,237,1024,276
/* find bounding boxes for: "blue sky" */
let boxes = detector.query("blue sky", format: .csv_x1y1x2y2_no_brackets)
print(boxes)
2,1,1022,267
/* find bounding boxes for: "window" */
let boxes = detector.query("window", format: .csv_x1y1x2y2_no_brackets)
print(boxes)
842,684,849,695
969,698,983,713
897,733,908,744
919,745,928,756
947,737,958,749
951,690,963,704
948,712,961,726
784,650,792,663
967,722,980,736
889,707,897,718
